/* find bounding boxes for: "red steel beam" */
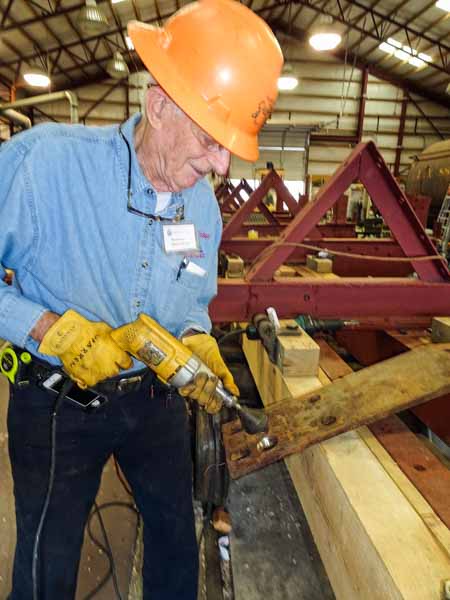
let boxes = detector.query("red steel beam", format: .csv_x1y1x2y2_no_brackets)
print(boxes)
224,223,356,237
246,142,449,283
210,279,450,322
221,238,414,277
222,170,284,240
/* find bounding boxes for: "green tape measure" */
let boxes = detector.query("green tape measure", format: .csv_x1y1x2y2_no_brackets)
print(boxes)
0,347,31,384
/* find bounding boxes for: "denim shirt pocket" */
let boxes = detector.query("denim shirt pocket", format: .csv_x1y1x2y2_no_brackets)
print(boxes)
155,253,206,334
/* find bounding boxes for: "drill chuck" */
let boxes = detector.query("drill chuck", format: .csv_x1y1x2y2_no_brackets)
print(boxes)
170,355,268,434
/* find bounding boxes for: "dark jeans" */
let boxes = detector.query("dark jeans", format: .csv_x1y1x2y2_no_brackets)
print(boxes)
7,379,198,600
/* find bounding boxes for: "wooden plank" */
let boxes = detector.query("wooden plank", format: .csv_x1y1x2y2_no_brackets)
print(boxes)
223,344,450,478
315,337,352,380
237,335,450,600
359,426,450,559
383,329,450,446
369,416,450,530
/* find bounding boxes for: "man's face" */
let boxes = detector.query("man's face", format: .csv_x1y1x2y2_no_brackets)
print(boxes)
150,96,231,192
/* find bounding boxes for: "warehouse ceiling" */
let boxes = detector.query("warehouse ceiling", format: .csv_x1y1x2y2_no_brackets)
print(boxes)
0,0,449,111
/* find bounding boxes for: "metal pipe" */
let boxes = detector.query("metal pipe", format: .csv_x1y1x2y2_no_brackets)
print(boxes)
0,91,79,123
0,108,32,129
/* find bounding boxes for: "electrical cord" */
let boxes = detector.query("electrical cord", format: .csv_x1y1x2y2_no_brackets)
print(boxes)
82,501,140,600
247,240,446,273
32,378,74,600
216,328,246,347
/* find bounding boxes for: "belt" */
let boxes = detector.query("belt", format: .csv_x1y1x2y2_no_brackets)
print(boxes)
94,368,153,396
10,346,154,399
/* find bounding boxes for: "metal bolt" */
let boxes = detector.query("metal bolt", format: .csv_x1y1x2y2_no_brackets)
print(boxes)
91,399,101,409
321,415,337,426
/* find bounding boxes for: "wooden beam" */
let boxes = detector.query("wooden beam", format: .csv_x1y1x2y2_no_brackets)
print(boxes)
224,343,450,478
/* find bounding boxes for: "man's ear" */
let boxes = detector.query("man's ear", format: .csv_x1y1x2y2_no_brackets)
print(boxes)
145,86,168,131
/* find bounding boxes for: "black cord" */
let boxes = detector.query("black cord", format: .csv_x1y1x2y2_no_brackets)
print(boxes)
216,328,246,347
32,378,73,600
82,502,140,600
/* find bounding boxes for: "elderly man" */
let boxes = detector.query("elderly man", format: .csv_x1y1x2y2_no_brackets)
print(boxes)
0,0,282,598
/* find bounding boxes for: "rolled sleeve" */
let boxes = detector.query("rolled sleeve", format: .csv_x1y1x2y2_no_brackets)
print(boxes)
0,139,47,346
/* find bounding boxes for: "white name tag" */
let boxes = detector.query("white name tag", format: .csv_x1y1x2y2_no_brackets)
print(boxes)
163,223,199,254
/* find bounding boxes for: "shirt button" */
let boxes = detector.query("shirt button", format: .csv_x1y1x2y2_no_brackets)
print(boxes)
135,300,141,307
141,261,148,269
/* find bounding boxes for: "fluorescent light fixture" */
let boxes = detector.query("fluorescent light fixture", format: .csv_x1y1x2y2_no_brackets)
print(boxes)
106,51,130,79
78,0,108,35
259,146,305,152
111,0,126,3
436,0,450,11
125,35,134,50
309,32,342,51
23,66,51,88
378,37,432,68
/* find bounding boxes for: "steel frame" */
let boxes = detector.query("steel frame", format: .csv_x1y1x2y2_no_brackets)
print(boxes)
211,141,450,322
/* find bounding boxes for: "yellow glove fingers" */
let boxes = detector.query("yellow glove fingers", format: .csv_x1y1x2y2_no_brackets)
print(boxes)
179,373,223,415
181,333,240,398
39,310,135,388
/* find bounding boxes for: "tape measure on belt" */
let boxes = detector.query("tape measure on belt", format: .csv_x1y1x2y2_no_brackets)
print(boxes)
0,347,32,384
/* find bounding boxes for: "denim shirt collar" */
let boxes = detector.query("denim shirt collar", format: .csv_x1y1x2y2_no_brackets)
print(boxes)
116,113,184,221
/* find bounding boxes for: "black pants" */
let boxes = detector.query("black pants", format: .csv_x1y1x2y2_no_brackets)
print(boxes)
7,380,198,600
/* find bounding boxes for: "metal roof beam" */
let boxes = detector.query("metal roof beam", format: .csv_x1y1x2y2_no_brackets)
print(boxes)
260,1,449,75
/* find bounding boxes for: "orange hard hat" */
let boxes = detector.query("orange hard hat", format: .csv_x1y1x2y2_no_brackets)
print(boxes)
128,0,283,162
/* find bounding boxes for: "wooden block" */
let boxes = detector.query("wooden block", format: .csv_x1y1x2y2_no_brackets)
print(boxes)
431,316,450,343
276,322,320,377
225,255,244,278
212,507,232,534
275,265,297,278
306,254,333,273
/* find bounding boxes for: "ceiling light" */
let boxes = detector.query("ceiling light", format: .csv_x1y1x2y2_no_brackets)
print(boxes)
277,64,299,91
106,51,129,79
78,0,109,35
378,37,432,68
309,32,342,51
308,15,342,51
260,146,305,152
125,35,134,50
111,0,126,3
23,66,51,88
436,0,450,11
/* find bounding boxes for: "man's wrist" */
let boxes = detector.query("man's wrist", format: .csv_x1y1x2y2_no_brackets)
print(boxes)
30,311,60,343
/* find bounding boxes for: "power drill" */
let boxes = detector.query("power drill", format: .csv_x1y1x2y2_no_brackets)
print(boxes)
111,314,268,435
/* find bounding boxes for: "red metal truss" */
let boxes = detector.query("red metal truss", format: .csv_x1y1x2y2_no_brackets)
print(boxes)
211,142,450,322
219,179,253,212
221,170,300,240
245,141,449,283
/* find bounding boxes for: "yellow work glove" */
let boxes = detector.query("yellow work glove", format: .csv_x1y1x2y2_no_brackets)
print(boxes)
39,309,133,389
179,333,239,415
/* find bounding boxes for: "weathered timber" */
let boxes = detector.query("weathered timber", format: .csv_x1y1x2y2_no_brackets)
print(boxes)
223,343,450,479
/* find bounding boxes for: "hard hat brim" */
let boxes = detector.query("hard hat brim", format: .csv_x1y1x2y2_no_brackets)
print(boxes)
128,20,259,162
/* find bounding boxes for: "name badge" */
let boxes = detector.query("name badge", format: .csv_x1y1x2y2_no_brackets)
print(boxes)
163,222,199,254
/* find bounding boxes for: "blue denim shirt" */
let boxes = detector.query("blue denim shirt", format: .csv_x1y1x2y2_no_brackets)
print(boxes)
0,113,222,368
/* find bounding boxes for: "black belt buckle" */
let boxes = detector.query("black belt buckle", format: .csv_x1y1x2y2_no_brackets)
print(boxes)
117,375,143,393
